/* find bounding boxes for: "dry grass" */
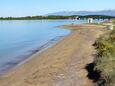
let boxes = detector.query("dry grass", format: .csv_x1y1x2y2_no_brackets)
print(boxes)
94,28,115,86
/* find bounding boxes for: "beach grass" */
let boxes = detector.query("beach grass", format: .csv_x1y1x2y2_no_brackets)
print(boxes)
112,19,115,24
94,27,115,86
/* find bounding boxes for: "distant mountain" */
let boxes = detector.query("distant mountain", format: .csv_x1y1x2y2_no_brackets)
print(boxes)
47,10,115,16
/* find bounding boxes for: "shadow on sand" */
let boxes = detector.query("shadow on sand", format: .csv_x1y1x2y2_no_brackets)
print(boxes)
85,63,106,86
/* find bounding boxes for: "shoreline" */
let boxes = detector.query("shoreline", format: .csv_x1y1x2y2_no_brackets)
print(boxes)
0,34,70,75
0,24,107,86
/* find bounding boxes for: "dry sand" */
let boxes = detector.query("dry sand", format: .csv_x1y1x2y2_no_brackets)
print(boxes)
0,24,106,86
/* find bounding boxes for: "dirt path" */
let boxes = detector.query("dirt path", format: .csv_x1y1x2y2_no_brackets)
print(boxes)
0,24,106,86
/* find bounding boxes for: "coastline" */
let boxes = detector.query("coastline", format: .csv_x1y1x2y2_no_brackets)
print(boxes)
0,24,107,86
0,34,70,75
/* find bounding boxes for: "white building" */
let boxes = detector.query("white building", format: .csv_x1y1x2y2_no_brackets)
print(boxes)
88,18,93,23
75,16,79,20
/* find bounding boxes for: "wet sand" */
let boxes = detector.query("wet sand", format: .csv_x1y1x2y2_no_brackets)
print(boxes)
0,24,106,86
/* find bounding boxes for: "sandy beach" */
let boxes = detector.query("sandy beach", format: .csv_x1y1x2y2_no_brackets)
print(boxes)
0,24,106,86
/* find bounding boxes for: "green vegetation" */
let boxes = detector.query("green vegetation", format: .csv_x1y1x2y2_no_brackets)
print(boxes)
112,19,115,24
0,16,71,20
94,28,115,86
81,15,115,20
0,15,114,20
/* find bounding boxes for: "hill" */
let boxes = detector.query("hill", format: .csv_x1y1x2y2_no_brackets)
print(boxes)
47,10,115,16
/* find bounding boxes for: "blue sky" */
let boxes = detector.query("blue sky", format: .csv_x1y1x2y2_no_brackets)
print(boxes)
0,0,115,17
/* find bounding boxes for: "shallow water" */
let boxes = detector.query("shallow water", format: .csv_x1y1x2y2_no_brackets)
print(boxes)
0,19,104,73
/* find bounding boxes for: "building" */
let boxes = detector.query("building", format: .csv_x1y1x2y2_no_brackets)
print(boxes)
88,18,93,23
75,16,80,20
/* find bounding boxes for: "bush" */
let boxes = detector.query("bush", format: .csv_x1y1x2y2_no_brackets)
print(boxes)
94,29,115,86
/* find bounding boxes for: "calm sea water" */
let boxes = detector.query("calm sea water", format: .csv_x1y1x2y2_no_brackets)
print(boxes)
0,19,104,73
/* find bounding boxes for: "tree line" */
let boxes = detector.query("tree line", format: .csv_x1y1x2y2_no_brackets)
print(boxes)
0,15,114,20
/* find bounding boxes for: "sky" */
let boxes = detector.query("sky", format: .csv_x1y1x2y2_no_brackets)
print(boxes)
0,0,115,17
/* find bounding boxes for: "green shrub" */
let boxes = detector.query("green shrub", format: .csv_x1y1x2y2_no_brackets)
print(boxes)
94,29,115,86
